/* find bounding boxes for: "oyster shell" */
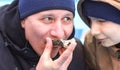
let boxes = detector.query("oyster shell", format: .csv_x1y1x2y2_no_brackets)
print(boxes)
52,38,76,48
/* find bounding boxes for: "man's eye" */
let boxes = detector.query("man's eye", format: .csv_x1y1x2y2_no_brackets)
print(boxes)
64,17,72,21
44,17,53,21
63,17,73,24
42,17,54,24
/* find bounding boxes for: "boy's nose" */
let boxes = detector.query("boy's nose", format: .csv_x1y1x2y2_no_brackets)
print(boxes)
91,23,101,36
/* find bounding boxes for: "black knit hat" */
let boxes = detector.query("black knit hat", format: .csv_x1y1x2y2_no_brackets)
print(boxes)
18,0,75,19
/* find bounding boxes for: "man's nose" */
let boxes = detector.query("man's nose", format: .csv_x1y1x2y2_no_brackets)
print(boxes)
50,22,65,38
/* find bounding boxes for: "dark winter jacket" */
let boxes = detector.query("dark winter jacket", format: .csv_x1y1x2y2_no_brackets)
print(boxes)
0,0,88,70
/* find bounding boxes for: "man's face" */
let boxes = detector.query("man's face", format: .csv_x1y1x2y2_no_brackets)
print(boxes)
21,10,74,57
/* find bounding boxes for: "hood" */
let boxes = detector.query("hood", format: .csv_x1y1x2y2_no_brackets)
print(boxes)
77,0,90,27
0,0,39,64
0,0,26,48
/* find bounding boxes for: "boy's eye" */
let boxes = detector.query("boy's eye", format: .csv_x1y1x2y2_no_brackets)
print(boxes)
95,18,106,22
98,20,106,22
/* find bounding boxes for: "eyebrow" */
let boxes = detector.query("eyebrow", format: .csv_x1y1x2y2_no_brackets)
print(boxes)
114,0,120,3
40,13,73,18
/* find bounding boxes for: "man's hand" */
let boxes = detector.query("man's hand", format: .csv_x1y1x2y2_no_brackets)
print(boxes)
36,37,77,70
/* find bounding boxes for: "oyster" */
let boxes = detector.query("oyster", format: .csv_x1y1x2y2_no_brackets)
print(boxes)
52,38,76,48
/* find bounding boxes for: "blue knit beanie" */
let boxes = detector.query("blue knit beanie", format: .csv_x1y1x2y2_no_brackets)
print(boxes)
18,0,75,19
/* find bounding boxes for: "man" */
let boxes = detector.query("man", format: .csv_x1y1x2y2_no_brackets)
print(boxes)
0,0,87,70
78,0,120,70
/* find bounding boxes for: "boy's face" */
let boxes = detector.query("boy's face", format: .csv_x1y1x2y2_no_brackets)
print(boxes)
21,10,74,57
89,17,120,47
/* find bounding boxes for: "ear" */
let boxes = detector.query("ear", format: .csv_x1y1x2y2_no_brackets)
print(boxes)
21,20,25,28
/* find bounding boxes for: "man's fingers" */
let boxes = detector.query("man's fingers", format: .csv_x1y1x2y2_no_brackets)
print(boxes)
61,53,73,68
55,42,77,66
41,37,53,59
